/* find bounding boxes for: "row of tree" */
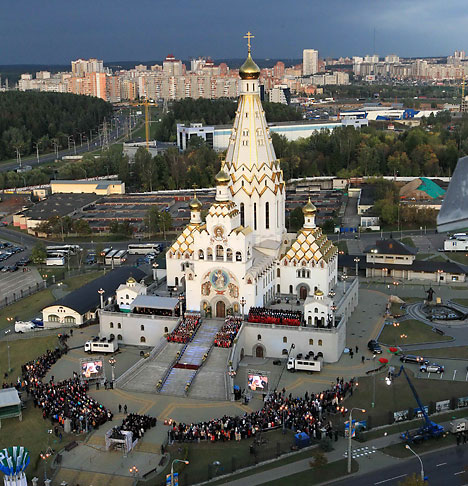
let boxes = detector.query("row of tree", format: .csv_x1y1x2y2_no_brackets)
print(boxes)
0,91,113,161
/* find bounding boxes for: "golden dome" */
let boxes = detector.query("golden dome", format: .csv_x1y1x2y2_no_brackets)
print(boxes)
314,289,324,296
239,52,260,80
127,276,136,284
215,169,230,185
302,197,317,216
189,196,202,211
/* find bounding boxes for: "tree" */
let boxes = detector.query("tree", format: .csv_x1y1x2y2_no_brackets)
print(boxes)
398,473,427,486
73,219,91,235
31,243,47,264
145,207,160,236
158,211,173,239
309,451,328,469
288,206,304,232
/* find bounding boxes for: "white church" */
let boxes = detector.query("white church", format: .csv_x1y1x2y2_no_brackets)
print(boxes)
166,38,358,363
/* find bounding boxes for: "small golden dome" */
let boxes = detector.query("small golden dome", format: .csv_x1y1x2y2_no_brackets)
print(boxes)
127,276,136,284
215,169,230,185
189,196,202,211
302,197,317,216
239,52,260,80
314,289,324,296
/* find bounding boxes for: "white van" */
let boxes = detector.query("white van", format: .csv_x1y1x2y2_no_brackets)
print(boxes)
287,357,322,372
84,339,119,354
15,321,36,333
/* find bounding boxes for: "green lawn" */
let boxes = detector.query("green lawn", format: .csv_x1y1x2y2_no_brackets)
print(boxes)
0,288,55,331
446,253,468,265
381,433,455,458
452,299,468,307
157,429,298,485
390,302,405,316
415,346,468,359
61,270,104,291
258,459,359,486
431,255,447,263
1,334,60,378
400,237,416,248
379,319,452,346
337,241,348,255
342,371,468,429
415,253,433,260
403,297,423,303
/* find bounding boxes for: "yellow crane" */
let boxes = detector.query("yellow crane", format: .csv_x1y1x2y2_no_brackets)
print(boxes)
130,98,158,150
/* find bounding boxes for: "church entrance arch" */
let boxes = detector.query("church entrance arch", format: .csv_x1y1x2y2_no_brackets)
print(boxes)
254,345,265,358
216,301,226,318
299,286,308,300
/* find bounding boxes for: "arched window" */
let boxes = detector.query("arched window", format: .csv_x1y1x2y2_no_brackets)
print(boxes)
126,294,129,300
175,277,179,286
49,315,60,322
289,285,293,294
265,202,270,229
257,334,262,341
277,268,280,278
308,316,312,325
117,323,122,329
140,324,145,331
164,326,168,333
140,336,146,343
236,251,242,262
318,339,323,346
315,308,319,313
110,322,114,328
283,336,287,343
253,203,257,230
309,338,314,345
277,284,280,292
64,316,75,324
226,248,233,261
110,333,115,340
117,334,123,340
207,248,213,260
240,203,245,226
282,348,288,355
216,245,223,260
198,249,204,260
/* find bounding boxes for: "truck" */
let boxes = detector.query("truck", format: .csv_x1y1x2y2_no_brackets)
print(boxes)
46,256,65,266
15,320,43,333
84,338,118,354
287,357,322,372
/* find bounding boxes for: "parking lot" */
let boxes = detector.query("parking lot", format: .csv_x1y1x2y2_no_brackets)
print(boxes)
0,266,44,307
0,241,30,272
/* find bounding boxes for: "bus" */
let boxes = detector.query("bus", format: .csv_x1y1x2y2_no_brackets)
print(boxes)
113,249,128,266
46,245,82,255
100,247,113,257
127,243,162,255
104,249,119,265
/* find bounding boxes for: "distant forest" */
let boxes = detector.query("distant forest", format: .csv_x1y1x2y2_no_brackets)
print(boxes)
0,91,113,161
154,98,302,141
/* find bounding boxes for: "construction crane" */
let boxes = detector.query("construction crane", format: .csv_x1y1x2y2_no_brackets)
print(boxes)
390,365,444,443
129,98,158,150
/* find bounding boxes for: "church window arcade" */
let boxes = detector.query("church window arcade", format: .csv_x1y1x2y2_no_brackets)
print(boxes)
265,202,270,229
236,251,242,262
198,249,204,260
226,248,233,261
216,245,224,261
207,248,213,260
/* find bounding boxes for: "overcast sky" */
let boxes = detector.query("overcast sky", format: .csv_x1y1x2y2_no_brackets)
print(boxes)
1,0,466,64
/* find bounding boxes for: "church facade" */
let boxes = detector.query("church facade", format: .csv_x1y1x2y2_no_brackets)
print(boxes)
166,40,358,362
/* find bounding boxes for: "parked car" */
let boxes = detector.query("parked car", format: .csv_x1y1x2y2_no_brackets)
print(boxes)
420,363,444,373
400,355,429,365
367,340,382,354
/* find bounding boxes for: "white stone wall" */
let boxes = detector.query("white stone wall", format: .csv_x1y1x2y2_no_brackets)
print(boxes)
99,311,179,346
42,305,84,328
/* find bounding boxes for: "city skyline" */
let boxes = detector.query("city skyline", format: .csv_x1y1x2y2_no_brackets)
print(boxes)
1,0,467,64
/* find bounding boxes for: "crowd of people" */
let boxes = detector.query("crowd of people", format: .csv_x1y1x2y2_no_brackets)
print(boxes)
166,378,355,443
118,413,157,439
18,341,112,433
214,317,242,348
167,315,201,343
248,307,302,327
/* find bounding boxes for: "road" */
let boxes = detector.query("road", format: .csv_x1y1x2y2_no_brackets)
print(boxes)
331,445,468,485
0,112,142,173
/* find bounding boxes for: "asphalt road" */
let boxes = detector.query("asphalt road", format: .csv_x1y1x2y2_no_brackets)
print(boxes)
331,444,468,485
0,112,142,173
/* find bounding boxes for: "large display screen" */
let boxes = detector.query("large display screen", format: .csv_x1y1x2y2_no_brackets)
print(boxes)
247,373,268,393
81,360,104,379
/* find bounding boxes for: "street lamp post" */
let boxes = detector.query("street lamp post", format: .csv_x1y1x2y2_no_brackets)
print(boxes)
353,257,360,277
437,269,443,286
109,357,116,383
406,444,424,481
5,329,12,373
179,294,185,318
342,273,348,294
98,288,105,309
372,354,376,408
240,296,246,321
171,459,189,486
347,408,366,474
153,262,159,285
129,466,138,478
382,267,388,286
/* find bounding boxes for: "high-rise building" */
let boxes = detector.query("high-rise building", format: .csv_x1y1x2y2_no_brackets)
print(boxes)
71,58,104,76
303,49,319,76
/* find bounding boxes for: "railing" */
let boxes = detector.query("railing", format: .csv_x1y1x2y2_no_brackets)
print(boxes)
157,341,190,392
185,341,215,397
245,321,339,333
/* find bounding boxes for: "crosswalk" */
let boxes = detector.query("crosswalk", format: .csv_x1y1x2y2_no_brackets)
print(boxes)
344,446,377,458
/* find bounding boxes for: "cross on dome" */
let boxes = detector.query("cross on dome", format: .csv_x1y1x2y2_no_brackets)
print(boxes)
243,31,255,52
